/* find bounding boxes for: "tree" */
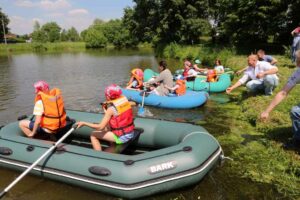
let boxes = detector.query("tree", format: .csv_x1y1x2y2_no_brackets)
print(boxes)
0,8,9,43
125,0,211,45
41,22,61,42
84,27,107,48
60,29,68,41
33,21,40,31
67,27,80,41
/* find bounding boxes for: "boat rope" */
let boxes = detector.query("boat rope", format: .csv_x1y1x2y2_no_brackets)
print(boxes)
220,154,233,161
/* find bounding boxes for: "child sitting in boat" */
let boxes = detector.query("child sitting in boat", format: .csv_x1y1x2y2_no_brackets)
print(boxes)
207,69,218,82
76,84,136,151
214,59,224,74
126,68,144,90
182,60,198,79
165,75,186,96
19,80,67,140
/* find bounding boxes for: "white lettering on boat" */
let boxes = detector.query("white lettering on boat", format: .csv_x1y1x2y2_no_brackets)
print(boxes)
149,161,177,174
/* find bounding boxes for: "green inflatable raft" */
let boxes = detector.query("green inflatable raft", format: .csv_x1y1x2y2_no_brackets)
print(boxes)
0,110,223,199
144,69,232,93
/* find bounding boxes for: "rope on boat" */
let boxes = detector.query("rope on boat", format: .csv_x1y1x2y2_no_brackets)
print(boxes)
220,154,233,161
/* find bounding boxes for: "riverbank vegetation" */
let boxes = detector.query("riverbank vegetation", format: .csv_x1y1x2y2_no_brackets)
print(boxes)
186,52,300,198
0,42,86,54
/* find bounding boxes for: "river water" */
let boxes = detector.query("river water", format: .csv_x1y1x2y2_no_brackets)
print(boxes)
0,49,283,200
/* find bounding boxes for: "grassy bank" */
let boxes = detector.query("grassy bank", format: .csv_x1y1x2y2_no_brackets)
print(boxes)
157,43,300,198
0,42,86,54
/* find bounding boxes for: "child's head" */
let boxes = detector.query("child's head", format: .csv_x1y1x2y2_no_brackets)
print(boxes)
215,59,222,66
33,80,49,94
105,84,122,100
131,68,143,78
184,61,191,69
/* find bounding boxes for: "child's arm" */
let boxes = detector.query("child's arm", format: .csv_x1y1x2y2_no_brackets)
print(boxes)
165,84,179,91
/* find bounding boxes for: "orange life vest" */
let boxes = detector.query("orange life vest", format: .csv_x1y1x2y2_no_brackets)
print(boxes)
34,88,67,132
127,76,143,89
106,96,134,137
207,69,217,82
175,80,186,96
127,68,143,89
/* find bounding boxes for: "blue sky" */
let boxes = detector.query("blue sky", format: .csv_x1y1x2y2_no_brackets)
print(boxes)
0,0,135,35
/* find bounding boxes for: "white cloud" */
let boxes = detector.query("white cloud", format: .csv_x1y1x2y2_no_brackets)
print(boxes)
15,0,36,8
40,0,71,10
8,16,35,35
47,12,64,18
64,16,93,32
68,9,89,16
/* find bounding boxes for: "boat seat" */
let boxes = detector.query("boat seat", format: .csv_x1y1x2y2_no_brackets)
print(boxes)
104,127,144,154
52,117,76,142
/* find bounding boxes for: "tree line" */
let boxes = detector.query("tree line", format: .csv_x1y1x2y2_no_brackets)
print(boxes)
1,0,300,48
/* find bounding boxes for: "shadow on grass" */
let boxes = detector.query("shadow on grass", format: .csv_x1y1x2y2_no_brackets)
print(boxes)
241,126,292,146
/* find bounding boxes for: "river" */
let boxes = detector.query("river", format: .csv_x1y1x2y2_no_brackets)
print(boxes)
0,49,283,200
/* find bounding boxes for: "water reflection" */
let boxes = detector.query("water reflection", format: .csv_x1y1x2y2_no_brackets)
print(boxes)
0,50,158,124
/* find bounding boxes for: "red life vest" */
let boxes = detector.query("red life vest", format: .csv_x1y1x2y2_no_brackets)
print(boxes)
106,96,135,137
175,80,186,96
34,88,67,132
182,68,189,78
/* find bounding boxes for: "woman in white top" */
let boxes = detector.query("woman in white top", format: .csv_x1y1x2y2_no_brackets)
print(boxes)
214,59,224,74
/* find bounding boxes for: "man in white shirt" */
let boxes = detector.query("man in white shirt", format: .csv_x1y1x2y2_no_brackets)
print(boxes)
226,54,279,95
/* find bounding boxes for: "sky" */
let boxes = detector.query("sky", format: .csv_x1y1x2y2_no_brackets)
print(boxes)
0,0,135,35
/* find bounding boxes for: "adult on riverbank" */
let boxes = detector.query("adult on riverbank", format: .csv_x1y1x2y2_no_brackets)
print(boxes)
260,50,300,147
226,54,279,95
19,81,67,138
291,25,300,62
236,49,277,75
143,60,173,96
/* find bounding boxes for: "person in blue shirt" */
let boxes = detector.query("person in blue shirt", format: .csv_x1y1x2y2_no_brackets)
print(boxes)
257,49,277,65
236,49,277,75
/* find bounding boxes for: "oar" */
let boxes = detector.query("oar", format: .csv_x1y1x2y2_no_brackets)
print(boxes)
138,91,146,116
0,124,78,199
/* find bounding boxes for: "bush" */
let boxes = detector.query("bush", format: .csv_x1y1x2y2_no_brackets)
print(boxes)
84,28,107,48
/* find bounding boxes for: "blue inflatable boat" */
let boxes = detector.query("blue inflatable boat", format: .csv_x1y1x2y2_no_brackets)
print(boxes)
122,89,208,109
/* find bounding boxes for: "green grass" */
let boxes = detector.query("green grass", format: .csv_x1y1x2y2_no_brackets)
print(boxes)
199,53,300,199
0,42,86,54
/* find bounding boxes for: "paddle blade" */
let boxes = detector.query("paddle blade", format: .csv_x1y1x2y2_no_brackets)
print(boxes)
138,106,145,117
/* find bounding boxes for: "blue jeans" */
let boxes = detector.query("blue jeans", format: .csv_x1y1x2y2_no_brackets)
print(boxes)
291,36,300,62
245,75,279,95
290,105,300,141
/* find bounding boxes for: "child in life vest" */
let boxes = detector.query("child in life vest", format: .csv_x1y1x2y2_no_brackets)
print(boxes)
164,75,186,96
126,68,144,90
19,80,67,139
207,69,217,82
76,84,136,151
